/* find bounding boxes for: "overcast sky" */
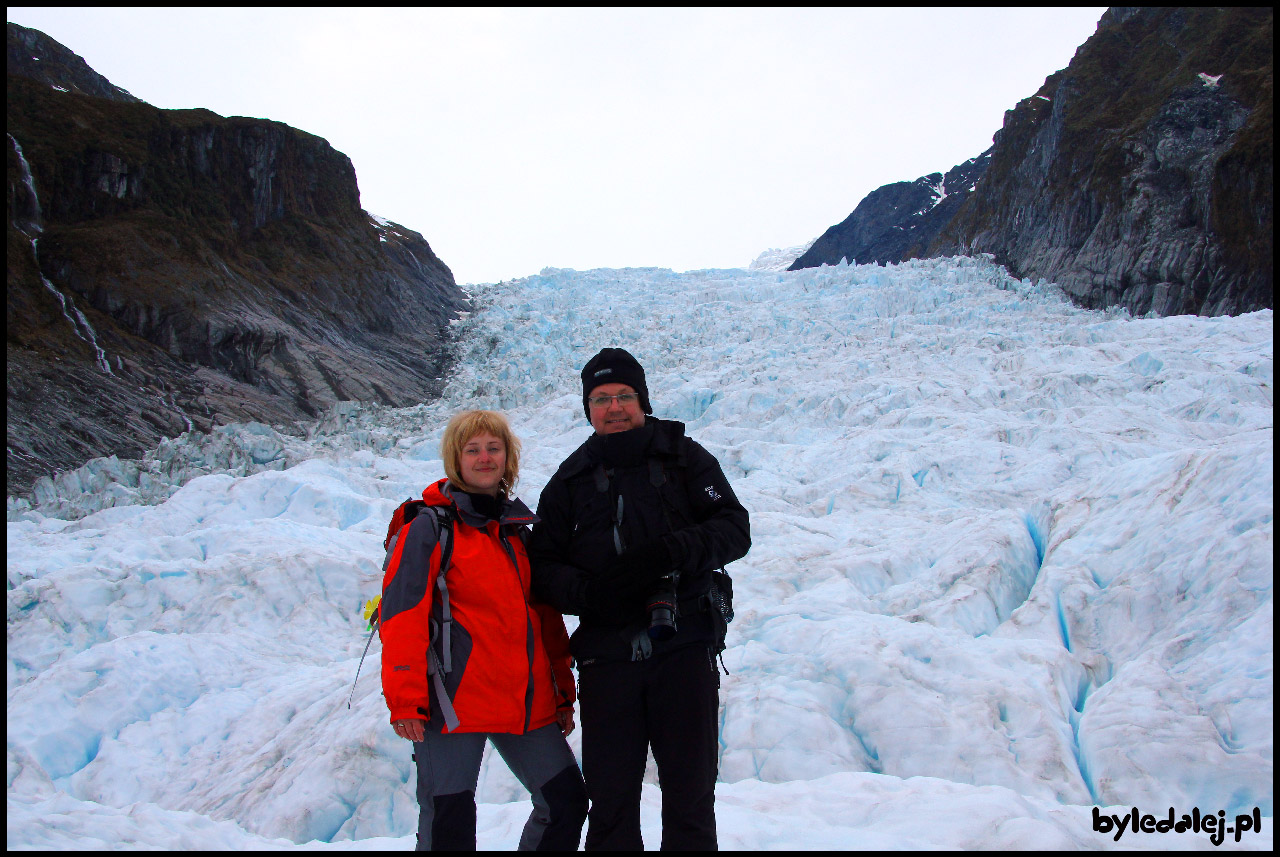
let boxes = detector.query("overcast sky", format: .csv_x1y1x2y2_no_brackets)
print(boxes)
9,7,1106,285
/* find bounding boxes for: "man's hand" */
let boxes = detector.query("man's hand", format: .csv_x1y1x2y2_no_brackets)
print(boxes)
583,537,675,621
392,718,426,742
556,706,576,736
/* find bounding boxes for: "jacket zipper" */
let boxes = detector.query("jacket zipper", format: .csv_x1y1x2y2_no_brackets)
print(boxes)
499,526,537,733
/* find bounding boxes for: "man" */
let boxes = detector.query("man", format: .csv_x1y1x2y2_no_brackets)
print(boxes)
529,347,750,850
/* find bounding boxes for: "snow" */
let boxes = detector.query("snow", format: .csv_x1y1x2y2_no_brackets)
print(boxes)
7,255,1273,850
368,213,392,244
748,239,816,271
927,177,947,210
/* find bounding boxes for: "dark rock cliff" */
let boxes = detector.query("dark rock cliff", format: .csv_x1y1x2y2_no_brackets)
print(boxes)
930,7,1271,316
7,23,468,496
789,151,990,270
7,21,142,103
793,8,1272,318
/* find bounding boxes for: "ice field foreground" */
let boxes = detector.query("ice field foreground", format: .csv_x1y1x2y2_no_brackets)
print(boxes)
7,256,1273,850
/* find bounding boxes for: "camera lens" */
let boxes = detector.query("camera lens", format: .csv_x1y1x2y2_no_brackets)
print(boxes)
646,574,678,641
648,606,677,641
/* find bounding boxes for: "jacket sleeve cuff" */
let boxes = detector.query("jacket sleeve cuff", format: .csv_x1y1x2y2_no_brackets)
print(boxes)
388,703,428,723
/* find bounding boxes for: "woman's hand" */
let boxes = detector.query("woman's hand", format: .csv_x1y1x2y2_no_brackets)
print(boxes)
392,718,426,742
556,707,576,736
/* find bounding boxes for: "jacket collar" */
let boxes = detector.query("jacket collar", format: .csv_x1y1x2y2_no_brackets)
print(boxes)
423,477,538,529
556,417,687,480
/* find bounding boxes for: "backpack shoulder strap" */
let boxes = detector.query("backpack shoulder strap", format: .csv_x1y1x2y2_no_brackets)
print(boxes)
425,505,462,732
429,505,456,672
648,456,667,487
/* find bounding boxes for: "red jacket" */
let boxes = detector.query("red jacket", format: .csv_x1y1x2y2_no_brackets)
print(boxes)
380,478,575,733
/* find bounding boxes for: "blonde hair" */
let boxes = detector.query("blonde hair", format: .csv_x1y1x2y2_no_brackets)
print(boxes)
440,410,521,498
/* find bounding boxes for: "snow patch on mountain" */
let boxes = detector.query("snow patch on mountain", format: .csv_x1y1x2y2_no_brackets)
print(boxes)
748,239,817,271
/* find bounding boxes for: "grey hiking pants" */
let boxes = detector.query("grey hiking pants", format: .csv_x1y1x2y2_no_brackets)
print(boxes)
413,721,587,851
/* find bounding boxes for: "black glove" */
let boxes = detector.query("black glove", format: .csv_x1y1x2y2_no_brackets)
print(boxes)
582,538,674,622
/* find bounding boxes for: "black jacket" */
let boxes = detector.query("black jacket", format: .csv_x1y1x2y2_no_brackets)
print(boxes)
529,418,750,664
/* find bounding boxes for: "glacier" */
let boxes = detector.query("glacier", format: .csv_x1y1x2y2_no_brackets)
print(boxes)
7,255,1272,849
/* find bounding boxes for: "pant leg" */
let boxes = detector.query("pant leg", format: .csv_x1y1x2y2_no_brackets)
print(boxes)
649,646,721,851
578,659,651,851
489,722,588,851
413,730,487,851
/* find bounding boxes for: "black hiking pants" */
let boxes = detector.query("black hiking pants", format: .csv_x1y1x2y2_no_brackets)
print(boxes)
578,644,721,850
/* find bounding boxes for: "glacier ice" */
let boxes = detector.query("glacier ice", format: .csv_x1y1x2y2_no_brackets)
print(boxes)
6,255,1272,849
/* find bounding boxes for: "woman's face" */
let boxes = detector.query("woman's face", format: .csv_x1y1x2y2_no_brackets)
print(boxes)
459,432,506,496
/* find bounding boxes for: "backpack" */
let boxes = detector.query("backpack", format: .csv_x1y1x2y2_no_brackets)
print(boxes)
347,498,458,725
708,569,735,663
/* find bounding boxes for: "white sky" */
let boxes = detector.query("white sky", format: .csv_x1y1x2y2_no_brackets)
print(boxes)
7,7,1107,285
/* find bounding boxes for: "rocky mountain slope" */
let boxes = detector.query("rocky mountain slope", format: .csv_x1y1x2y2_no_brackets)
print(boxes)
789,151,990,270
6,23,468,496
794,7,1272,318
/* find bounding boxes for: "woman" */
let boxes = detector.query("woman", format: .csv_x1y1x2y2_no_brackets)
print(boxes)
380,410,587,851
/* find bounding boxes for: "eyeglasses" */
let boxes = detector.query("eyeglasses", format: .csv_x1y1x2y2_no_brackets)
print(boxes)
588,393,639,409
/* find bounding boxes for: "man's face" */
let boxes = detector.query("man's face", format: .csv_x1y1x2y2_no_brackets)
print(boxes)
587,383,645,434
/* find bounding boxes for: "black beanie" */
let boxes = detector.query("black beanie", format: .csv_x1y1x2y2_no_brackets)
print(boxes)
581,347,652,420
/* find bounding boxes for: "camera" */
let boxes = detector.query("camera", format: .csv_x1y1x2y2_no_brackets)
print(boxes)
646,573,679,641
